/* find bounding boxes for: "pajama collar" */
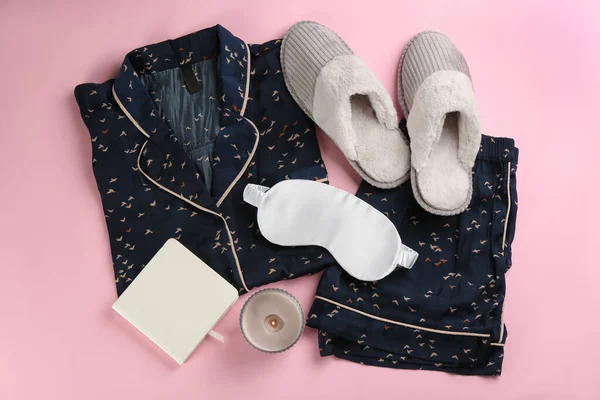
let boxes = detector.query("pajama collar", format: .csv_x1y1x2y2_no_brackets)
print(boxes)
111,25,258,212
113,24,250,133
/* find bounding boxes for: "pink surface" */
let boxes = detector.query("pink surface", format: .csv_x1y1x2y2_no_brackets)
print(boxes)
1,0,598,399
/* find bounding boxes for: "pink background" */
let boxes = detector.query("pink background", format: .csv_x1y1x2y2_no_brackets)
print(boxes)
1,0,599,398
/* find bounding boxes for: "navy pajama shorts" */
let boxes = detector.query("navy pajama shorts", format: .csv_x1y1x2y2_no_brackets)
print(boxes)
307,134,519,376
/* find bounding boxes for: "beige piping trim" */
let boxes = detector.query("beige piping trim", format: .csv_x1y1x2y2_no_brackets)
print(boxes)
239,41,251,117
502,162,511,249
315,296,490,338
498,310,505,343
215,43,256,208
112,85,150,139
136,141,250,292
315,177,329,183
495,162,510,347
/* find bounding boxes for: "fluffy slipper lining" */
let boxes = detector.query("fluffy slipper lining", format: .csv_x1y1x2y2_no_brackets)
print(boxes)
313,55,410,185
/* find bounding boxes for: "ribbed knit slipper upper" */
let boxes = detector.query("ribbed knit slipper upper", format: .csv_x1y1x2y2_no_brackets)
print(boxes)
281,21,353,119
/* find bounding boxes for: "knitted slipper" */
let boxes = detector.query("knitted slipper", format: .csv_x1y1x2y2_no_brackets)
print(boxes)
281,21,410,189
398,31,481,216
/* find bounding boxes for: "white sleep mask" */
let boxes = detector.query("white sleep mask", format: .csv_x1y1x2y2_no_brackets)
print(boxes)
243,180,418,282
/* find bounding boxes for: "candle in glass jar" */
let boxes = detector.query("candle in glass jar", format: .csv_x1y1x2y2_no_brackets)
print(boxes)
240,288,305,353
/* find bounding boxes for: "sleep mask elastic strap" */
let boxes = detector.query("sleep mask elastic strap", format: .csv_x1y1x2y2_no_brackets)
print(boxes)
396,244,419,269
243,184,270,207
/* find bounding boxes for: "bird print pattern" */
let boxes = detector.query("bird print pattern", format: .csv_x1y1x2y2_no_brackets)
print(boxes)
308,134,519,376
74,25,334,296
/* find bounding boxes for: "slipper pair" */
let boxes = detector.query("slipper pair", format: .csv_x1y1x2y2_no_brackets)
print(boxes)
281,22,481,216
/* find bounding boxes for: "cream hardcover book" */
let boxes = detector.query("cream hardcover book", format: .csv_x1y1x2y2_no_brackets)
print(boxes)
112,239,239,365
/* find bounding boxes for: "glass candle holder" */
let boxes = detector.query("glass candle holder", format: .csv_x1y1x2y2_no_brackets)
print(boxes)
240,288,305,353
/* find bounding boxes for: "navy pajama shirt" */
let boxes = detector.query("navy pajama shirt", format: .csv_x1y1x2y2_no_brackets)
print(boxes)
75,25,336,296
74,24,519,376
